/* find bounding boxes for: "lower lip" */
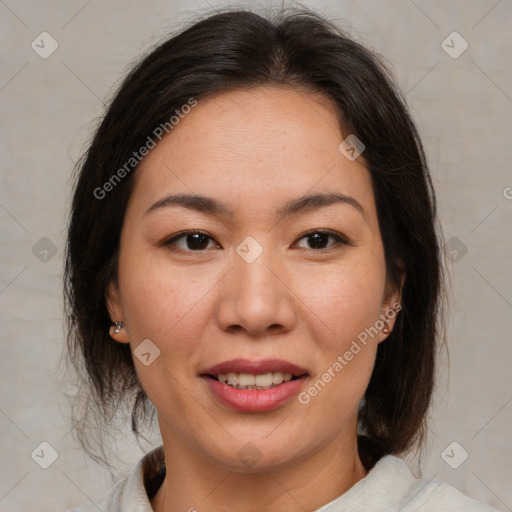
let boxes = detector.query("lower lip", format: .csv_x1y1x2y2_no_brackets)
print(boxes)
202,376,308,412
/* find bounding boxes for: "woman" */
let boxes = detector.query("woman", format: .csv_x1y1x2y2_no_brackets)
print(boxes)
64,6,498,511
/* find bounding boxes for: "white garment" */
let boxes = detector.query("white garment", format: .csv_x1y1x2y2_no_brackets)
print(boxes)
66,445,498,511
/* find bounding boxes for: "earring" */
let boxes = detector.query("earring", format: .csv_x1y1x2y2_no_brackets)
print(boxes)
383,327,390,335
113,321,124,334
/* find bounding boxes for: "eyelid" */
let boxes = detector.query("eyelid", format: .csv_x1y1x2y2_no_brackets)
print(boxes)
163,230,220,250
162,229,351,252
299,228,350,244
294,229,351,251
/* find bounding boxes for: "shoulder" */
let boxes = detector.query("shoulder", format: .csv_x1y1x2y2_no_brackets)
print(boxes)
318,454,499,512
63,476,132,512
379,455,499,512
406,475,499,512
63,446,164,512
384,456,499,512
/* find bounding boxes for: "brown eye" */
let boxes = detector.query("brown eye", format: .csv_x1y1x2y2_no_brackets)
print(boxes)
295,230,349,251
164,231,220,252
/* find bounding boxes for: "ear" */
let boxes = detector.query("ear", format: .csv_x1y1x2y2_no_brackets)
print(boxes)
379,262,406,341
105,280,130,344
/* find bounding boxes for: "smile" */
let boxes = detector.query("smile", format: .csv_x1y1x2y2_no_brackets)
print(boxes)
214,371,296,389
200,359,309,412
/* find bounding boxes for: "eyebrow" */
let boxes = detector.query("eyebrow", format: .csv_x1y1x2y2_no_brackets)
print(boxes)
144,192,366,221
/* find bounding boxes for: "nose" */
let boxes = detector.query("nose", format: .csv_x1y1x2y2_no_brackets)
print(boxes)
215,247,297,338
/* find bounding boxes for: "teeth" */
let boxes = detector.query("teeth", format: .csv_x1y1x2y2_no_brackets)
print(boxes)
239,373,255,387
255,373,272,387
227,373,238,386
272,371,283,384
217,371,297,390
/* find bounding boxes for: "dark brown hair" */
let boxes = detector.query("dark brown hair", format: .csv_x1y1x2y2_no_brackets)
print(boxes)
64,6,445,471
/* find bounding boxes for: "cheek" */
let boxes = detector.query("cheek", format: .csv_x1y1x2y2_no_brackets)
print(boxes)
295,259,385,348
297,266,382,420
118,247,216,345
118,251,212,419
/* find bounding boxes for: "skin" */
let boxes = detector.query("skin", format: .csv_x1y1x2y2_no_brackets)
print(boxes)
106,85,403,512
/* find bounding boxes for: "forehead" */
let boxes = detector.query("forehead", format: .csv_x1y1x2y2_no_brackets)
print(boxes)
129,85,375,222
149,86,343,166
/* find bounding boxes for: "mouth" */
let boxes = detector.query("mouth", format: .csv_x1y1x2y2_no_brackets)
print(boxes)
203,371,304,390
200,359,309,412
200,358,309,390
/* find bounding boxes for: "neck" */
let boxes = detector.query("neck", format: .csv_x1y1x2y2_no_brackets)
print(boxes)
151,428,367,512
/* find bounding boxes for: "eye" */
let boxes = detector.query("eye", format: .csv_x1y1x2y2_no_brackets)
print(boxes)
163,229,349,253
294,230,349,251
163,230,220,252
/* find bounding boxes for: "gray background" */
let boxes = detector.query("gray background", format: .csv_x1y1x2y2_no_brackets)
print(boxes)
1,0,511,510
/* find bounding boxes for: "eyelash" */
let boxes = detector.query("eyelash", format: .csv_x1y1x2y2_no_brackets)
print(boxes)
162,229,350,254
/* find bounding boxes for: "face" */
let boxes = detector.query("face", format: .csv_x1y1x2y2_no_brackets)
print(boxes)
107,86,402,471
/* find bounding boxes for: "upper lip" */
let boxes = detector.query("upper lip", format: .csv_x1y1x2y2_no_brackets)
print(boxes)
201,358,308,377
